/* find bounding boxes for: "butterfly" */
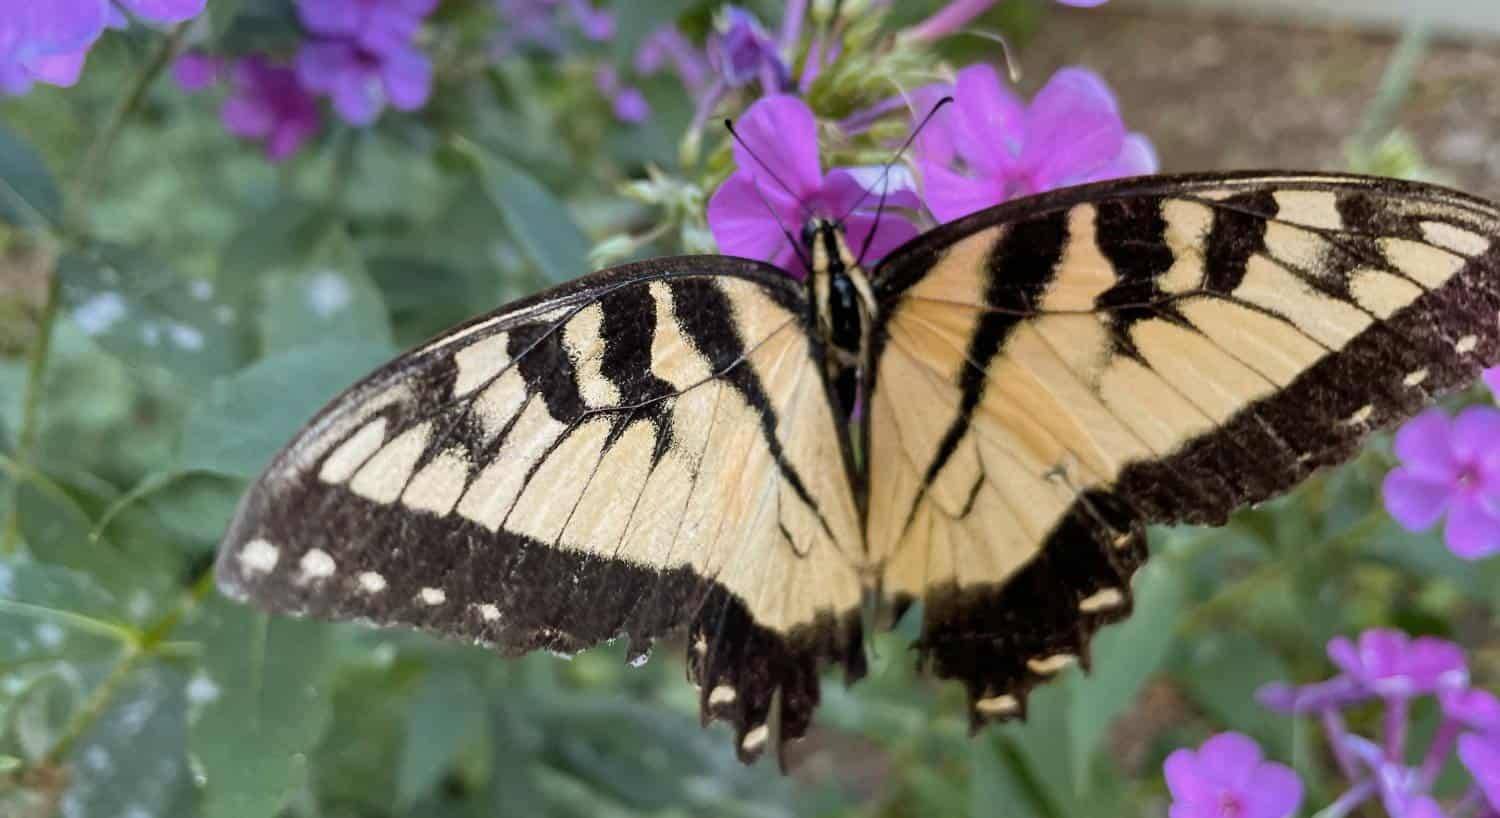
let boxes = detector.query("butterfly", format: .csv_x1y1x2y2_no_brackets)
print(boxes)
216,171,1500,764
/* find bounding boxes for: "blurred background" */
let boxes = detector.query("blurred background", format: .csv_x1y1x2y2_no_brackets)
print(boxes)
2,1,1499,816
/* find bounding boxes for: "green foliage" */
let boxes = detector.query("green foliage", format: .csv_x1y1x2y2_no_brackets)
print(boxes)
0,4,1495,818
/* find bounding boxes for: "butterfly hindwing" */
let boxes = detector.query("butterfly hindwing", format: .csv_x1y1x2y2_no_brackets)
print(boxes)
867,173,1500,725
215,257,866,761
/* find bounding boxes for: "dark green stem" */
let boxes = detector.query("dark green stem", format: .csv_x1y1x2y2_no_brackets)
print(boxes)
0,272,59,555
69,23,191,230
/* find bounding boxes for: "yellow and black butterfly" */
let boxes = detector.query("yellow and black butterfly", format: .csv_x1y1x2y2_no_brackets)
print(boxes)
216,171,1500,764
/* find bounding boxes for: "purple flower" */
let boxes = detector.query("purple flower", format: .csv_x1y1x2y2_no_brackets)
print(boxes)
916,65,1156,223
564,0,613,41
296,40,431,126
901,0,1109,44
1485,367,1500,398
296,0,437,57
707,7,787,91
1382,406,1500,559
595,65,649,124
1460,733,1500,813
221,56,323,161
490,0,614,56
1257,676,1365,715
0,1,105,95
1164,732,1302,818
117,0,208,23
1327,629,1468,699
173,52,222,91
707,95,920,279
1442,688,1500,734
635,25,707,95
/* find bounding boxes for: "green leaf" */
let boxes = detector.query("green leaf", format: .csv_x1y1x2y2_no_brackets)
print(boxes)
57,245,245,386
63,666,197,818
216,199,327,297
366,255,497,348
1173,631,1294,758
463,141,590,283
398,670,484,806
12,479,163,604
142,471,247,551
970,736,1046,818
0,123,61,228
187,598,336,818
207,0,246,37
257,231,393,354
611,0,692,62
1065,560,1185,790
177,341,396,478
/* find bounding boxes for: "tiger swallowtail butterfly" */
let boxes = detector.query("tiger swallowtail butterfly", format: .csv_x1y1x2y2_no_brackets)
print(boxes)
216,171,1500,764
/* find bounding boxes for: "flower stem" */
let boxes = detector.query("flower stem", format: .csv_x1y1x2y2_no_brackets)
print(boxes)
1417,717,1461,789
40,642,143,766
1311,779,1377,818
69,22,191,231
0,271,59,556
900,0,1000,44
1322,710,1365,783
1383,695,1409,763
35,567,215,768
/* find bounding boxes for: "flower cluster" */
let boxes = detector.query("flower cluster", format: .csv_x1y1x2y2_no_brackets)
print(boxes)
1169,629,1500,818
704,64,1153,276
1,0,205,95
173,0,438,160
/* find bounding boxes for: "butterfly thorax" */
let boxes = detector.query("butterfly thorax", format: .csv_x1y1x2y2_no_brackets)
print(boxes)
805,219,876,419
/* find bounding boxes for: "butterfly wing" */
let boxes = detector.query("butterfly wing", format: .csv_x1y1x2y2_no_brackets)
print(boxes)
866,172,1500,723
215,256,864,761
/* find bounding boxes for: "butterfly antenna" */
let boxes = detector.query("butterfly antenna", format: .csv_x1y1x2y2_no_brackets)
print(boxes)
846,96,954,266
724,118,815,273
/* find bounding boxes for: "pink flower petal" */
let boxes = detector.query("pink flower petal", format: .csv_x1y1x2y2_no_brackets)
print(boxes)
1022,67,1126,189
296,0,362,38
1445,494,1500,559
1163,749,1209,802
1195,732,1264,790
1451,405,1500,463
1459,733,1500,812
1382,469,1452,531
117,0,207,24
950,64,1026,177
1083,131,1158,183
708,172,805,276
731,95,823,201
1393,408,1458,480
381,47,431,110
1442,687,1500,733
1485,366,1500,398
23,51,88,87
332,68,384,126
842,211,919,267
19,0,106,56
1244,762,1302,818
920,160,1009,223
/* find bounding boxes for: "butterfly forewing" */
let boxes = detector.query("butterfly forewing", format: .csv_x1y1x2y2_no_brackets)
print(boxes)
867,173,1500,725
216,257,865,761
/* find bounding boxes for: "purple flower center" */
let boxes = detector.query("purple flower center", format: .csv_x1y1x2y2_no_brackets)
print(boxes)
1217,791,1245,818
1457,463,1481,491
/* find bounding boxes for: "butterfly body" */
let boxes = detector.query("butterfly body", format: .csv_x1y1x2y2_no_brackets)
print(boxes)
217,172,1500,765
